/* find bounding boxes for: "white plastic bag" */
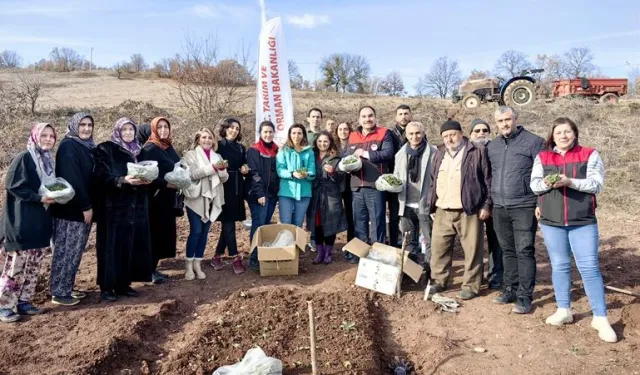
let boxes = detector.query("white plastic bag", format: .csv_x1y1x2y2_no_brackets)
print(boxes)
338,155,362,173
375,174,404,193
264,230,294,248
213,347,282,375
366,247,398,266
39,177,75,204
164,162,192,190
127,160,159,181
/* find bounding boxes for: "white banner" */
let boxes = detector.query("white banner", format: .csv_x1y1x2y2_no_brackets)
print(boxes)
255,17,294,145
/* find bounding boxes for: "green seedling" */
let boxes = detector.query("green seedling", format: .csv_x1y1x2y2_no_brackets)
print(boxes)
46,183,67,191
339,321,357,332
546,173,560,185
382,175,403,186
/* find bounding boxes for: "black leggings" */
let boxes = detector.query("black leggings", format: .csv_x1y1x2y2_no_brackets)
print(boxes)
315,226,336,246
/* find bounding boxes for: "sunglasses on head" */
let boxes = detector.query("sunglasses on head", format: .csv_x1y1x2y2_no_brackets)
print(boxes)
473,128,489,133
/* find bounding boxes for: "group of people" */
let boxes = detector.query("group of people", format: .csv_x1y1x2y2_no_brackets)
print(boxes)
0,104,618,344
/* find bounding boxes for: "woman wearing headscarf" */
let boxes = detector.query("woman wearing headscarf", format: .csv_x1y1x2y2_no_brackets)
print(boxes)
92,117,153,302
181,128,228,280
137,123,151,144
0,123,57,323
49,113,95,306
140,117,180,284
210,118,248,275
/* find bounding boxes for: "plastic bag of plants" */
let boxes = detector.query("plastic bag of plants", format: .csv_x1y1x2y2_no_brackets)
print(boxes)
213,346,282,375
164,162,192,190
39,177,76,204
338,154,362,173
375,174,404,193
264,230,295,248
126,160,159,181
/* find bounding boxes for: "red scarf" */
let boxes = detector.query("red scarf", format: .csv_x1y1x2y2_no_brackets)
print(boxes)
251,139,278,157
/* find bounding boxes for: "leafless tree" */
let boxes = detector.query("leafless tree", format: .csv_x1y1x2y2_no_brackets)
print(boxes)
0,50,22,68
495,50,532,77
288,60,304,89
629,66,640,96
113,61,131,79
49,47,84,72
130,53,148,72
534,54,564,82
415,56,462,98
320,53,371,93
378,71,405,96
562,47,596,78
467,69,491,80
15,73,44,115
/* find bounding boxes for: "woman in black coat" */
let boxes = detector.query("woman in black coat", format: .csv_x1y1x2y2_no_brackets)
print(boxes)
211,118,249,275
49,112,96,306
0,123,57,323
140,117,180,284
92,117,153,302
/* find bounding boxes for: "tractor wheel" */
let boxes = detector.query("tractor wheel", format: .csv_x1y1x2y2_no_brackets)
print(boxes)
462,94,481,109
503,79,535,107
599,93,618,104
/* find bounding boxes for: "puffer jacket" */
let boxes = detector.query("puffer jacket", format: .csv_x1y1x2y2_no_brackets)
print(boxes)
486,126,545,208
276,145,316,200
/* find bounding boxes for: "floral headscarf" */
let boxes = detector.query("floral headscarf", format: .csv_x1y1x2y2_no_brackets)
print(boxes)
27,122,57,181
65,112,95,149
146,116,172,150
110,117,141,157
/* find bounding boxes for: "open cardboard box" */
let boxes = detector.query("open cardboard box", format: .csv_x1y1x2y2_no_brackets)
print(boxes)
343,238,423,296
250,224,307,277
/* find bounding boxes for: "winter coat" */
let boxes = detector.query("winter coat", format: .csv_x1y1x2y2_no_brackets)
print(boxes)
216,138,247,222
486,126,545,208
50,138,95,223
246,142,279,203
427,139,492,216
0,151,53,251
92,141,153,285
140,143,180,260
181,146,229,223
311,153,347,236
393,143,437,216
276,145,316,200
342,125,395,190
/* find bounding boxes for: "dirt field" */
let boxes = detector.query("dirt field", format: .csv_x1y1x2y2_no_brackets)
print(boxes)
0,70,639,375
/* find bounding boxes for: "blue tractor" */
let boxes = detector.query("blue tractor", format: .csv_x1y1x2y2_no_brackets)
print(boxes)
452,69,544,108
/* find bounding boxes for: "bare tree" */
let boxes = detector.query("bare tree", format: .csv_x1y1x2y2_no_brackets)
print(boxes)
49,47,84,72
15,73,44,115
534,54,564,82
0,50,22,68
467,69,491,80
415,56,462,98
629,65,640,96
320,53,371,93
495,50,532,77
130,53,148,72
288,60,304,89
562,47,596,78
378,71,405,96
172,33,250,124
113,61,130,79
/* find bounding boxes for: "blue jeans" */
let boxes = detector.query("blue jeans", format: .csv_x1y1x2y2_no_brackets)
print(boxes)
278,196,311,228
248,197,277,269
540,223,607,316
186,207,212,258
352,187,385,244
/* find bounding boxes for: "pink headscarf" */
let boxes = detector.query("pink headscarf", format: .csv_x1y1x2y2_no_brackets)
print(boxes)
27,122,57,179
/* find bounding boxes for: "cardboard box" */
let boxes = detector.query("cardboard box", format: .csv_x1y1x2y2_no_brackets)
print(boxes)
250,224,307,277
343,238,423,296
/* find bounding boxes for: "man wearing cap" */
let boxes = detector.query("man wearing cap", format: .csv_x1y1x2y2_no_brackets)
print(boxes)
469,118,503,290
487,106,544,314
426,120,491,300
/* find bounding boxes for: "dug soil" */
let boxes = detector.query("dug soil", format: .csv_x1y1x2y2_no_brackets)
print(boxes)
0,211,639,375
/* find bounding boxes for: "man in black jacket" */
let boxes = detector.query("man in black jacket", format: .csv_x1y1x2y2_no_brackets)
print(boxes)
486,106,545,314
386,104,412,247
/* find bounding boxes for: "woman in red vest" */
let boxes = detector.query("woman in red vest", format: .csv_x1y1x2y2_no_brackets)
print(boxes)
531,117,616,343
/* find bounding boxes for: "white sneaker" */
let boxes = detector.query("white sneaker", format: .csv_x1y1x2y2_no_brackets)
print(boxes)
591,316,617,343
545,308,573,326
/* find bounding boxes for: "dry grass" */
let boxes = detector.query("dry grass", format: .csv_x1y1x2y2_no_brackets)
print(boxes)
0,70,638,215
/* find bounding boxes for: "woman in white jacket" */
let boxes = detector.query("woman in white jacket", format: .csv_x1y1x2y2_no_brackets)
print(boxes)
181,128,228,280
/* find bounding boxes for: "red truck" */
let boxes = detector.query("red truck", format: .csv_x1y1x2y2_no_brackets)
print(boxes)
551,78,628,103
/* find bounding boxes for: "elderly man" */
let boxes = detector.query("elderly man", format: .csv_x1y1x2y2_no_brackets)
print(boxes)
393,121,437,275
487,106,545,314
469,118,503,290
342,106,395,262
426,120,491,300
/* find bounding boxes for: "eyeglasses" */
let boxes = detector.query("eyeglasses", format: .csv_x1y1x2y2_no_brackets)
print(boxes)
473,128,489,133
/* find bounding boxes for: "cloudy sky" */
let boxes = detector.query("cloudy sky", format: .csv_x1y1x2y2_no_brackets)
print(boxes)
1,0,639,93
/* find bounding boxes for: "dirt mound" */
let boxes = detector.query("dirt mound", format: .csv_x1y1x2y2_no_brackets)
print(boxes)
158,288,383,375
621,304,640,337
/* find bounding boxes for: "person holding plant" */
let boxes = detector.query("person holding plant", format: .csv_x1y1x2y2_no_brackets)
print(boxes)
530,117,616,343
276,124,316,227
0,123,57,322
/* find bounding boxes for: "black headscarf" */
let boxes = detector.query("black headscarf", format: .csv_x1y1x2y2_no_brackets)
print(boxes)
136,123,151,144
